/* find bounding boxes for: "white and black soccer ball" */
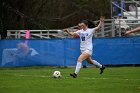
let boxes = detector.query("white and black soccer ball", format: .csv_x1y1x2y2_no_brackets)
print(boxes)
52,71,61,78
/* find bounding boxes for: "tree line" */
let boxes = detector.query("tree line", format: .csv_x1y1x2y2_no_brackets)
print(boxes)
1,0,110,30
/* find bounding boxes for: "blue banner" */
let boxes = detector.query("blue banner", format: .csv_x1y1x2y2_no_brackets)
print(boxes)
0,37,140,67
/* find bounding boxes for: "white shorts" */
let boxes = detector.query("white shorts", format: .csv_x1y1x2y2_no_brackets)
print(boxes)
81,50,92,56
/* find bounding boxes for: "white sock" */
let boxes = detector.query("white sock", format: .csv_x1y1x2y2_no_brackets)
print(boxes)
93,60,102,68
75,62,82,74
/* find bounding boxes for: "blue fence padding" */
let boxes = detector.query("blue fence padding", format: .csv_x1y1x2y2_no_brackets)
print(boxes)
0,37,140,67
93,37,140,65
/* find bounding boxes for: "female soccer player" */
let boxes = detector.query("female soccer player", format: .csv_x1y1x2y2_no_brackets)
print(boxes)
64,16,106,78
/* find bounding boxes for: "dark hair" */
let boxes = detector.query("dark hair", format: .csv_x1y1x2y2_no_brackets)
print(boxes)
81,20,89,26
81,19,95,28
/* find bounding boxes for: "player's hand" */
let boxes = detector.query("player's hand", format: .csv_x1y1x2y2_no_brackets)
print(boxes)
63,29,69,33
125,30,131,35
100,16,105,22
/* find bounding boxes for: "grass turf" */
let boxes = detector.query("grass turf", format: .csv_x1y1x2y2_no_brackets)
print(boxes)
0,67,140,93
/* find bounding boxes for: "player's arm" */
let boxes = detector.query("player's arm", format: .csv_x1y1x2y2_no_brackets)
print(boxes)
94,16,105,31
125,26,140,35
63,29,78,36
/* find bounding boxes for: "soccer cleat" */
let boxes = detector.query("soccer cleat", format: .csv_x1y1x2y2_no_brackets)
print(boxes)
70,73,77,78
100,65,106,74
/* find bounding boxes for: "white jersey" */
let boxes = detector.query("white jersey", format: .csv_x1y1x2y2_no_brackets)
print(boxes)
75,28,95,51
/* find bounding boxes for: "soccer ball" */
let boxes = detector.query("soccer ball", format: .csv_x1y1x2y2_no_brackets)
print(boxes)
52,71,61,78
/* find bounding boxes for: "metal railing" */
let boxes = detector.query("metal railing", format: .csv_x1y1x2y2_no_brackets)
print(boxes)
7,30,66,39
6,19,140,39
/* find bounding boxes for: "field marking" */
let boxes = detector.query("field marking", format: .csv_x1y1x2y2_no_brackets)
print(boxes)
1,73,140,81
13,74,140,81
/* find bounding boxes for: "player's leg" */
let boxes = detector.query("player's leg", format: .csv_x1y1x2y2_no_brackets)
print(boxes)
75,52,90,74
70,52,90,78
86,57,106,74
86,57,102,67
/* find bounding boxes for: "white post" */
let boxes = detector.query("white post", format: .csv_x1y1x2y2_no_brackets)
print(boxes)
118,19,121,37
40,31,42,39
101,22,105,37
7,30,11,39
18,30,21,39
15,31,18,38
48,30,50,38
112,19,115,37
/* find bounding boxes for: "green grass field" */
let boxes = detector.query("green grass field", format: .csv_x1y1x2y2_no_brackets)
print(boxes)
0,67,140,93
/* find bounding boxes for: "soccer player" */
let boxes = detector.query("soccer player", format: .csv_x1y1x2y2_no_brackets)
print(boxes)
64,16,106,78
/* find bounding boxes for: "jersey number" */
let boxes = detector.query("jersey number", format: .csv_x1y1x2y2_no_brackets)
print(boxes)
81,36,85,41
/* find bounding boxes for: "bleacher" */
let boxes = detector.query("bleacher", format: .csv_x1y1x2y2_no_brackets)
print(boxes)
112,0,140,20
123,2,140,21
110,0,140,37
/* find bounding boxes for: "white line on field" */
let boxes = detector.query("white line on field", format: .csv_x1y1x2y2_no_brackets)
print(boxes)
13,74,140,81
